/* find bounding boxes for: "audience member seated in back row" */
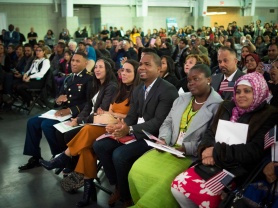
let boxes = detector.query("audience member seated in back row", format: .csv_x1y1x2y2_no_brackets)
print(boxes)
93,52,179,207
54,50,72,95
268,60,278,107
77,41,96,72
171,72,278,208
176,54,206,95
2,45,26,99
40,60,140,207
245,53,270,81
14,45,50,107
239,45,251,72
0,43,11,75
211,46,244,100
112,39,138,71
51,42,66,76
128,64,223,208
262,43,278,64
159,55,179,87
18,52,93,171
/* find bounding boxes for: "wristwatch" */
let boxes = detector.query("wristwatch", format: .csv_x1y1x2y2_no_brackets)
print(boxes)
129,126,134,135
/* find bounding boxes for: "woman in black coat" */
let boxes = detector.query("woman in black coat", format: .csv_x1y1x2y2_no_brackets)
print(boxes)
171,72,278,208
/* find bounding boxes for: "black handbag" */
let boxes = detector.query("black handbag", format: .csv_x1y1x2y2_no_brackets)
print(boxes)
194,163,222,180
219,160,266,208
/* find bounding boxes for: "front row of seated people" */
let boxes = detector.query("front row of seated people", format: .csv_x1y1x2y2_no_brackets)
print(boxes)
40,59,140,207
18,49,278,207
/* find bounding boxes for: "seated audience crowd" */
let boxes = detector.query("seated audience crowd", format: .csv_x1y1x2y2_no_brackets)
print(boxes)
0,20,278,208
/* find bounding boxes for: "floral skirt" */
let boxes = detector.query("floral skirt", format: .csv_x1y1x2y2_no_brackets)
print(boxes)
171,167,222,208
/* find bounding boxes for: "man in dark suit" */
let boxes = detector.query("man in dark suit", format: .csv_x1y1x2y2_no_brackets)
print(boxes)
93,52,179,206
18,52,93,170
211,46,244,100
3,24,20,47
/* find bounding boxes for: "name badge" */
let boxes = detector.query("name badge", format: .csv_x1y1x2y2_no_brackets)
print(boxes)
137,117,145,124
177,130,186,145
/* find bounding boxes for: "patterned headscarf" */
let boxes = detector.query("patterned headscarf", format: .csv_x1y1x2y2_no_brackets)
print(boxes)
230,72,269,122
245,53,260,73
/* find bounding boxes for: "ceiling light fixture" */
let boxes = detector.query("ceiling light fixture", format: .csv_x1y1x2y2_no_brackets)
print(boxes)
206,12,227,15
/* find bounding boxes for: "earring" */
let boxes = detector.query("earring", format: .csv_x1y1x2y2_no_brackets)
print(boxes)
207,83,210,85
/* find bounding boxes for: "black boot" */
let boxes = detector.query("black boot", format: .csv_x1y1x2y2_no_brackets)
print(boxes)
76,179,97,207
39,152,70,170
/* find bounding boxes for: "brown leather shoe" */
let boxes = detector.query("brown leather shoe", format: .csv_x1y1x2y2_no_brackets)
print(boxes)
108,189,120,206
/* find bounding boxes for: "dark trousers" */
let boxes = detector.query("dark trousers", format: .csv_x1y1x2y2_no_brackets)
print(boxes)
93,138,151,201
15,79,44,104
3,72,13,94
23,116,62,158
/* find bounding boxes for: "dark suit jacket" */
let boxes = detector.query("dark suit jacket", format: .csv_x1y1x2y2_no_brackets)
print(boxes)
77,81,118,124
4,31,20,46
58,69,93,117
124,77,179,140
211,69,244,100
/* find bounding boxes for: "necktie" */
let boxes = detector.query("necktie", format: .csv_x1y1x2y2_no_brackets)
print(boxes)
144,86,149,100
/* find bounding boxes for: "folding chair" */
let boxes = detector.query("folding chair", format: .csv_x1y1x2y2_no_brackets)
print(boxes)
13,69,55,114
26,69,55,114
94,161,113,195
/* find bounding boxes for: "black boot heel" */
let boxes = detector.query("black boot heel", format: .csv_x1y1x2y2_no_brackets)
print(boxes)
39,152,70,170
54,167,63,175
76,179,96,207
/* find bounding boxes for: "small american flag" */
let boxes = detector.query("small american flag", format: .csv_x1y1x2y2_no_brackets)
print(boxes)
264,126,277,150
219,80,235,92
204,169,234,195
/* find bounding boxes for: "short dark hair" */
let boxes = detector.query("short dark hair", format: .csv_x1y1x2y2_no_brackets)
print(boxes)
268,43,278,50
57,42,66,49
190,64,211,78
78,41,86,46
141,48,157,54
74,51,88,59
180,38,188,44
24,43,33,50
143,52,161,67
218,46,237,57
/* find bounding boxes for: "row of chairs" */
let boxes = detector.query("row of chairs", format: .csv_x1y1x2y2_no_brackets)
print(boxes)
12,70,55,115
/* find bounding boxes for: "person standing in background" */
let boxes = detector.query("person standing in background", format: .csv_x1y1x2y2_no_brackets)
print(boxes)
44,29,55,49
3,24,20,47
15,27,26,45
27,27,38,47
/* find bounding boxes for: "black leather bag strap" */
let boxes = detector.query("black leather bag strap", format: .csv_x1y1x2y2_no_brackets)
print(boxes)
236,158,267,194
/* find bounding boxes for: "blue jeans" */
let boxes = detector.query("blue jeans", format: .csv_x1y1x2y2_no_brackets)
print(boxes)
93,138,151,201
23,116,62,158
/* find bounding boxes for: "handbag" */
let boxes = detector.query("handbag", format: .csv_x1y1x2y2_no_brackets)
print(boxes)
219,159,266,208
194,162,222,180
60,172,84,193
93,113,117,125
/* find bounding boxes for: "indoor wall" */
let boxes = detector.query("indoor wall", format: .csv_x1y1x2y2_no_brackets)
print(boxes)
0,3,61,41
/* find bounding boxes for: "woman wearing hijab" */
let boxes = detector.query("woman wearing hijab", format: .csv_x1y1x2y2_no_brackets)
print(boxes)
171,72,278,208
245,53,270,81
